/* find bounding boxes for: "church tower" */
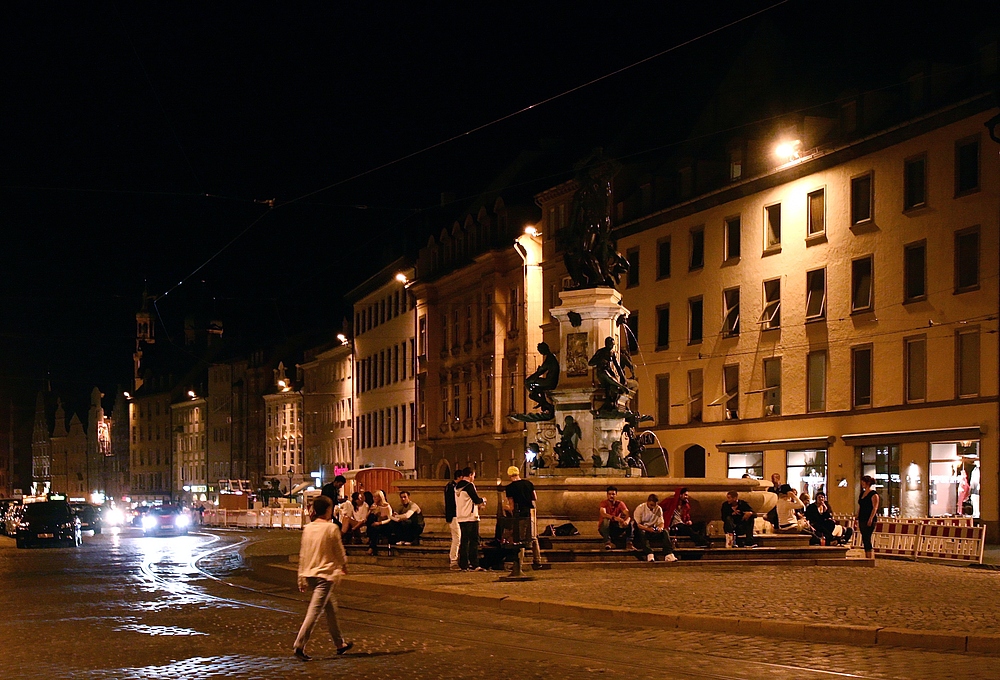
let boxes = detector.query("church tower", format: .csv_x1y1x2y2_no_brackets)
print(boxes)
134,286,155,391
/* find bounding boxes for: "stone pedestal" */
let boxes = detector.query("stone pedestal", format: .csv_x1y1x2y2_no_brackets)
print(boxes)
527,287,631,474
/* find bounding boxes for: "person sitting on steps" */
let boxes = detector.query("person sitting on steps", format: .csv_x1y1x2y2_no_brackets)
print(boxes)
632,494,678,562
598,486,631,550
660,487,711,548
775,484,807,533
721,490,756,547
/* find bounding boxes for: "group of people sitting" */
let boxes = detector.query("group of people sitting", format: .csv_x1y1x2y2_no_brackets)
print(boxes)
322,480,424,554
598,486,718,561
597,478,853,559
766,473,853,546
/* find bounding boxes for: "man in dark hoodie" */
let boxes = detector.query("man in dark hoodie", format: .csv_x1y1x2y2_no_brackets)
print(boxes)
454,467,487,571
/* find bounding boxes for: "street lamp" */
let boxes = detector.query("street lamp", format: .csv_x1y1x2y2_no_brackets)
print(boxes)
774,140,801,162
287,467,294,501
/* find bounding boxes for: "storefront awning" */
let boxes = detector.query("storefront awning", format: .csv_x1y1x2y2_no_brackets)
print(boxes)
717,436,834,453
841,426,983,447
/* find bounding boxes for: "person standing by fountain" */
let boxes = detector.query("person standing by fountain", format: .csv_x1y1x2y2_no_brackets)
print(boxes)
445,469,462,570
455,468,488,571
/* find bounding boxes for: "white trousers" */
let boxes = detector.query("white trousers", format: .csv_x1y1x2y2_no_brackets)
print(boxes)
449,518,461,563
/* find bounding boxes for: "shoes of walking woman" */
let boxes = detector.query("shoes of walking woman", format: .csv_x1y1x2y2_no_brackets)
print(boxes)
294,648,312,662
337,642,354,655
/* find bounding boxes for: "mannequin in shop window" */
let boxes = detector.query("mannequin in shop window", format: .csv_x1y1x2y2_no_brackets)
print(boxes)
970,460,981,518
958,468,971,516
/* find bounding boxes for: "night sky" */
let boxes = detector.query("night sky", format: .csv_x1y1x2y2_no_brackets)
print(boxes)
1,1,993,418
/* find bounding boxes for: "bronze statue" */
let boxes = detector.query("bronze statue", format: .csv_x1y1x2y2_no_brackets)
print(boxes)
589,337,629,412
615,313,636,380
526,342,559,416
559,157,629,290
606,441,626,469
554,416,584,467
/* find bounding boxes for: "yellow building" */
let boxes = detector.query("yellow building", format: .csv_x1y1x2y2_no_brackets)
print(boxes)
263,362,305,492
540,96,998,538
410,199,543,480
171,394,207,502
299,341,354,485
348,260,416,473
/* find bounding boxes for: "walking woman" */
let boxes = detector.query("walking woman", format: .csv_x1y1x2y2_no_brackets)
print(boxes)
857,475,880,560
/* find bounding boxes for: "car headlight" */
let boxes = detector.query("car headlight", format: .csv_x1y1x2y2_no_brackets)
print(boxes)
141,515,157,530
105,509,125,526
175,514,190,528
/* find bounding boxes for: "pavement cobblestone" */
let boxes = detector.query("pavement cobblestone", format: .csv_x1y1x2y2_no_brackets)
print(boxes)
244,530,1000,635
2,529,999,679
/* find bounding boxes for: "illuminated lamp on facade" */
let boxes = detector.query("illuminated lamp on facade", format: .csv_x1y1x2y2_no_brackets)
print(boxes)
775,140,801,162
523,225,539,237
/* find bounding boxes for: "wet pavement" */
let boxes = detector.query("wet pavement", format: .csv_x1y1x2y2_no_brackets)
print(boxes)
1,527,998,679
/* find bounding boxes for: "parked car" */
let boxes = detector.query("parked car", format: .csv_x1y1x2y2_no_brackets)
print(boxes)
141,506,191,536
70,503,102,534
16,501,82,548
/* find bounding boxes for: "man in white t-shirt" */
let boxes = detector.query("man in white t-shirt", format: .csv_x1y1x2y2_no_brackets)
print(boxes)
293,495,353,661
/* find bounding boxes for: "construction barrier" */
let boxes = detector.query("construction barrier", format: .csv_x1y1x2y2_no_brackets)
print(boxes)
915,523,986,563
871,521,923,557
202,507,304,529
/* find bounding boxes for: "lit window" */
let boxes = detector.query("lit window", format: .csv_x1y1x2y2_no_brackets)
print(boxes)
728,452,762,479
805,268,826,321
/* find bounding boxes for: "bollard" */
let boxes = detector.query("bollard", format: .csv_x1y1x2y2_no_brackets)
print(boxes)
498,548,534,582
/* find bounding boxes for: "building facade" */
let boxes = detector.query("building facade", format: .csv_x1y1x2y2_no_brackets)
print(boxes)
350,260,417,473
299,341,354,485
171,394,208,502
262,362,305,493
410,199,543,480
542,98,999,537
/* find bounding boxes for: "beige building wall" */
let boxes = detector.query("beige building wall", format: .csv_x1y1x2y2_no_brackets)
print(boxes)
353,269,416,472
300,343,353,485
171,397,207,501
129,389,173,503
412,206,543,482
263,371,304,491
607,103,998,537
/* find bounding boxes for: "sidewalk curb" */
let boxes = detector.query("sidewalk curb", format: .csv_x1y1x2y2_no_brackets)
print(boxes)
255,559,998,657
